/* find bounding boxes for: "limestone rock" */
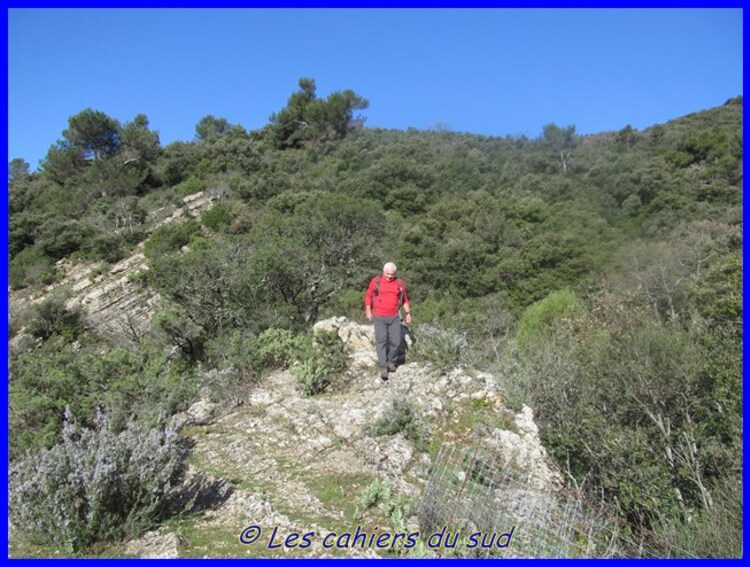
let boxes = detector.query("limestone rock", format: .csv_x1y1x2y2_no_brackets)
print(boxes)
481,404,563,491
313,316,378,368
171,399,220,430
125,529,181,559
9,191,216,342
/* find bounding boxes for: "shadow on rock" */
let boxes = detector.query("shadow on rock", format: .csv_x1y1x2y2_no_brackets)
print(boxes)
168,471,235,517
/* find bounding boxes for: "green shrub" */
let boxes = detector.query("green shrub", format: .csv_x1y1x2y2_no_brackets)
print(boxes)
204,329,262,385
292,358,331,396
174,176,205,197
80,231,144,263
501,291,741,538
9,409,189,553
311,328,348,376
367,398,428,451
411,322,467,375
201,202,232,231
255,328,347,396
9,246,57,290
9,341,200,457
27,295,85,342
188,233,211,250
143,220,201,259
152,305,206,361
37,219,93,260
516,289,581,348
255,328,301,370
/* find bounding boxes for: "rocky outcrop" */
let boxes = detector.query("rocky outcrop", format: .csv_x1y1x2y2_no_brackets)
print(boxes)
151,317,561,558
482,405,564,491
10,191,216,343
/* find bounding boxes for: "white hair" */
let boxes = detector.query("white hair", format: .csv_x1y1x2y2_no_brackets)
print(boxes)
383,262,397,273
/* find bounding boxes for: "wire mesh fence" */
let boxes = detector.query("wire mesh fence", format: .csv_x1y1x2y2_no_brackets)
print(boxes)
417,443,651,558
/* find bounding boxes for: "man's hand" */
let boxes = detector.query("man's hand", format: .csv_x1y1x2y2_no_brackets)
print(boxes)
366,310,373,322
405,313,412,325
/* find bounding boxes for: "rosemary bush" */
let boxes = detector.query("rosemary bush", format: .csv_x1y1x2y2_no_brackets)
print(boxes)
10,409,189,553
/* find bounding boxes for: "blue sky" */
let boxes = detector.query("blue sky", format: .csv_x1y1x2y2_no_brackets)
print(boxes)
7,7,743,170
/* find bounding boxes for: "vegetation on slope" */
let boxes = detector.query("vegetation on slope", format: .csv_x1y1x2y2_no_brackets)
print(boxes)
8,80,742,557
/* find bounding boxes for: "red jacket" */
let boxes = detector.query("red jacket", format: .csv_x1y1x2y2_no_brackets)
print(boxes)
365,276,409,317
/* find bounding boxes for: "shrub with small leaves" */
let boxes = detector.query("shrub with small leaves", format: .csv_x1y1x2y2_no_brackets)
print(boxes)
411,323,468,375
367,398,428,451
204,329,262,385
290,329,349,396
201,202,232,231
9,409,189,553
174,176,205,197
292,358,331,396
199,365,255,408
26,295,85,342
9,245,57,290
255,328,303,370
516,289,581,349
311,328,348,375
143,219,201,259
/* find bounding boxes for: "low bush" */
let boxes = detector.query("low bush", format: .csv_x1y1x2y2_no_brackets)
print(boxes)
516,288,581,349
37,218,93,260
9,409,189,553
9,245,57,290
27,295,85,342
255,328,302,369
311,328,348,376
9,341,199,457
201,202,232,231
367,398,428,451
81,231,145,263
204,329,262,385
174,176,205,197
411,322,468,375
143,219,201,259
284,329,348,396
291,358,331,396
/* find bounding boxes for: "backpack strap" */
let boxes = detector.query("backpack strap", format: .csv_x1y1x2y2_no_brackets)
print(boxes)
373,275,405,308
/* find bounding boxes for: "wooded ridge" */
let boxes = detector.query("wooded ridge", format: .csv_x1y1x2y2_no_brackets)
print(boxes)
8,81,742,557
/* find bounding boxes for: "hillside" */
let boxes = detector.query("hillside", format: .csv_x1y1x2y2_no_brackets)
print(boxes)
8,90,742,558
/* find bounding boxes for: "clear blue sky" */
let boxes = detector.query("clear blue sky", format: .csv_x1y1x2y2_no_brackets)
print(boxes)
7,7,743,170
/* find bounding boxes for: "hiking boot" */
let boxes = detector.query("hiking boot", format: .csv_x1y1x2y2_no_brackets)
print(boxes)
387,363,397,373
379,368,389,381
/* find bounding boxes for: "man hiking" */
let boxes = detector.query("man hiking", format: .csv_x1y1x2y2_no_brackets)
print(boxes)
364,262,412,381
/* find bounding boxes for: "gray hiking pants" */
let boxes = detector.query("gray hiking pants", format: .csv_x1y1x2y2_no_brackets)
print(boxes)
373,314,401,369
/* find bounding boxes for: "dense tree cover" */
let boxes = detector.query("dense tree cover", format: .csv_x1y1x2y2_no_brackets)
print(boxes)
8,86,742,556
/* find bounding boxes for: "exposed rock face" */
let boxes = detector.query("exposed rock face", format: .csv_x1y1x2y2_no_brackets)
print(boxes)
482,405,564,491
9,191,215,344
